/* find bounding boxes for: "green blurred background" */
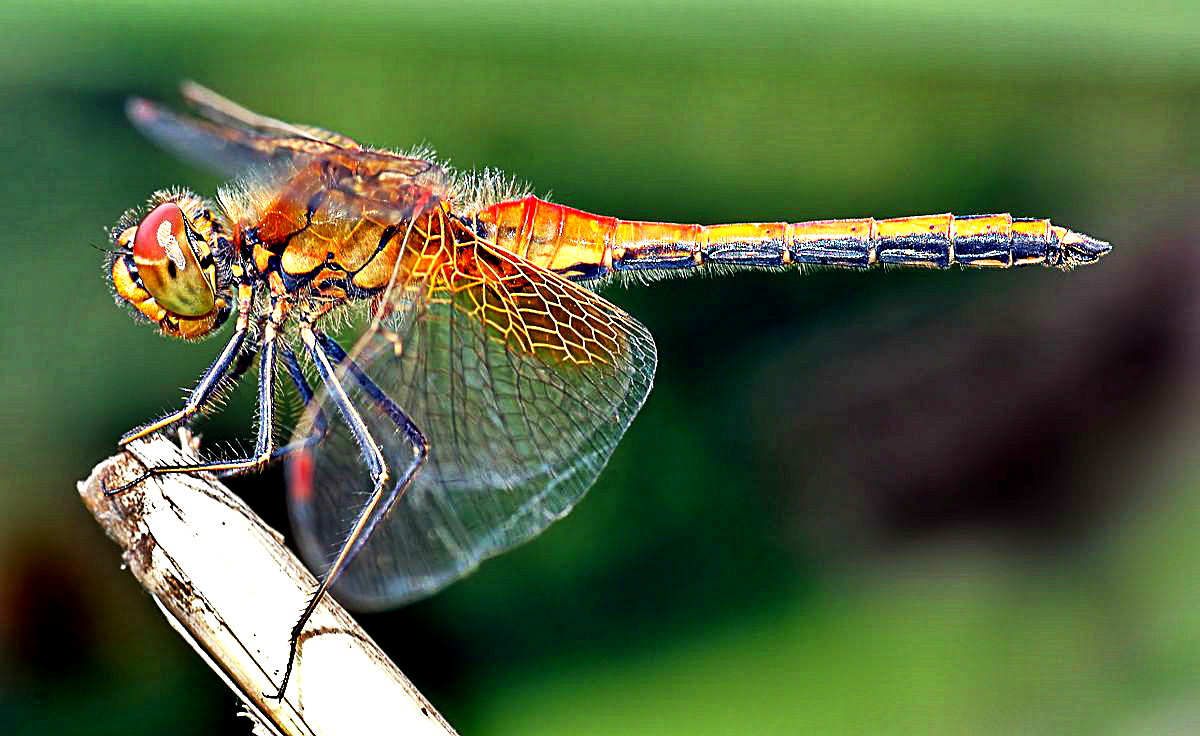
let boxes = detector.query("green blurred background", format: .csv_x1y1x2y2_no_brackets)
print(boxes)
2,0,1199,732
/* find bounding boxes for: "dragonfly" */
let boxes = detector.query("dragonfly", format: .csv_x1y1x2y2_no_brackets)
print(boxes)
104,82,1111,696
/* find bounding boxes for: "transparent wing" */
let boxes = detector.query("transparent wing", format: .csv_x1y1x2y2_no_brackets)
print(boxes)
126,95,340,178
127,84,448,223
286,233,657,610
179,80,363,148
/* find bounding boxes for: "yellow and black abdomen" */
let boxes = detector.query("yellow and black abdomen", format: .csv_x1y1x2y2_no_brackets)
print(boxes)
475,197,1110,282
779,214,1108,270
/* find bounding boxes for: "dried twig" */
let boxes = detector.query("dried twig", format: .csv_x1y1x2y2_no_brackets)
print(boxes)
78,433,458,736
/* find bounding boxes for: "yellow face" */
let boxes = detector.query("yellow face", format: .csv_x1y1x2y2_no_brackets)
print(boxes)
108,191,231,340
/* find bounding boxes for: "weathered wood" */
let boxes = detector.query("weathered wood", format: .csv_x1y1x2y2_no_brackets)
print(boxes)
78,433,457,736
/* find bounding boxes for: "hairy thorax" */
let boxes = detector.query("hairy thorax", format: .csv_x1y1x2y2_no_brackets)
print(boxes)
219,175,464,307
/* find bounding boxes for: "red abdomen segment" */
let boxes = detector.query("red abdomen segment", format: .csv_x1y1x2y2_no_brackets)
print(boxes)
475,196,1110,281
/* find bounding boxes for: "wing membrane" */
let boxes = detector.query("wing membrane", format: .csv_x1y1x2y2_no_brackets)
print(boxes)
128,83,448,223
179,80,360,147
126,95,334,178
287,236,657,609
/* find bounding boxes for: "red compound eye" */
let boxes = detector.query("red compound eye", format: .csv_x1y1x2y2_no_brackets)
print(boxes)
130,201,215,317
133,202,186,266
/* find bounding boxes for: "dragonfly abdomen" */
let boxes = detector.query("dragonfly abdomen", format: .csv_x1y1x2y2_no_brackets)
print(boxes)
620,214,1094,273
475,198,1109,281
783,214,1085,270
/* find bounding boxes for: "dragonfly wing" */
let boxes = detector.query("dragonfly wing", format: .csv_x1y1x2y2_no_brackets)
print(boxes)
308,149,447,226
129,89,449,224
126,95,336,179
286,239,657,610
179,80,362,148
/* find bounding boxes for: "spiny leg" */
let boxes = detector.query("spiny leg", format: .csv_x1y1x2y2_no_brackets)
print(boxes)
217,342,330,478
216,341,259,395
106,297,289,494
127,340,258,462
118,282,256,448
269,321,428,700
313,330,427,574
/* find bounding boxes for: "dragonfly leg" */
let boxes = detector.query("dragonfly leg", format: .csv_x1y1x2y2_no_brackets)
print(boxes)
217,342,330,478
268,321,428,700
105,297,289,495
118,283,257,447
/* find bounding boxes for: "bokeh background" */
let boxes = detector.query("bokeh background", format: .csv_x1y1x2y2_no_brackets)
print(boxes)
3,0,1199,733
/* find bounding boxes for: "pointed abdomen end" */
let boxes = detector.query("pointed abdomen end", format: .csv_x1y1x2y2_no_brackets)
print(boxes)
1057,227,1111,268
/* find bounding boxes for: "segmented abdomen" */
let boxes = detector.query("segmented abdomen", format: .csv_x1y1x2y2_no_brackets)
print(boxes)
476,196,1106,281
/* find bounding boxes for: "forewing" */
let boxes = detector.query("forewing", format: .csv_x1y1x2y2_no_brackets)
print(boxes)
129,86,449,224
180,80,362,148
126,95,338,179
286,238,657,610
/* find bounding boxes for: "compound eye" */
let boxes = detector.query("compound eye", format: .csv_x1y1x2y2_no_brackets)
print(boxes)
133,202,215,317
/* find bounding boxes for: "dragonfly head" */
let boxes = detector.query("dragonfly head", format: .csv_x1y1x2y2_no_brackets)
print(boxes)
108,189,233,340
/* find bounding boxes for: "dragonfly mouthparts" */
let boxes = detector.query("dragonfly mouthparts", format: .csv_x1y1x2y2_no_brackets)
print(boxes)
1060,229,1112,268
